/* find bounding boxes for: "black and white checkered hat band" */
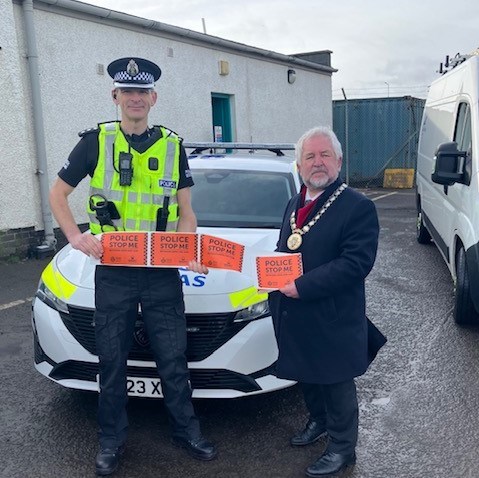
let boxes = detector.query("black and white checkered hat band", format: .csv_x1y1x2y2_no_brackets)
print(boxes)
113,71,154,84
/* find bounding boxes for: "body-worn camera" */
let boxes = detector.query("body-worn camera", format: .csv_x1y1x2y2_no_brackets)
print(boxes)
119,152,133,186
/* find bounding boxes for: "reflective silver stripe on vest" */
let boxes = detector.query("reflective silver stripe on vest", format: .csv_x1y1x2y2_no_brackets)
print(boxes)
88,212,122,228
104,123,118,191
90,123,123,203
124,218,156,231
140,220,154,231
127,192,161,205
125,219,137,230
90,187,124,202
88,212,97,224
127,191,176,206
142,193,152,204
128,191,138,203
161,140,177,195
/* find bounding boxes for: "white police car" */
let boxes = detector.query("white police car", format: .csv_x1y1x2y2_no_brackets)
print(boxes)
32,143,301,398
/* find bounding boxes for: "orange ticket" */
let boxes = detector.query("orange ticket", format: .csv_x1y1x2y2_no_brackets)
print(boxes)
200,234,245,272
151,232,198,267
256,253,303,290
101,232,148,266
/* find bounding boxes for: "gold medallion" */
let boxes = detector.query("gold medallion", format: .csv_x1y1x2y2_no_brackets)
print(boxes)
287,183,347,252
287,233,302,250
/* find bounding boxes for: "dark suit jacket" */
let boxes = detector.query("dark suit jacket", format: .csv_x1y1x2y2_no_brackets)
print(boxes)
269,179,384,384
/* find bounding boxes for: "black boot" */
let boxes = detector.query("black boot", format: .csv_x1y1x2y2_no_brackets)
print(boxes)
95,445,125,476
172,435,218,461
306,451,356,477
290,419,327,446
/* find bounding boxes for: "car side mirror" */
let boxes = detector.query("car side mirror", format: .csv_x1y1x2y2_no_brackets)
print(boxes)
431,142,468,186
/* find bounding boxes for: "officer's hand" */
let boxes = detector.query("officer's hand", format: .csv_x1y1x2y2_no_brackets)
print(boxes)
187,260,209,275
279,281,299,299
70,232,103,259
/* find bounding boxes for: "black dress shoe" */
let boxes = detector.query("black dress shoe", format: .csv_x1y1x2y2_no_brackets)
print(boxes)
95,445,125,476
173,436,218,461
290,419,327,446
306,451,356,477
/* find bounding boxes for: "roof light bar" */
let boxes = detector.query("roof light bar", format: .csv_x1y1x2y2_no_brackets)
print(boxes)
183,142,295,157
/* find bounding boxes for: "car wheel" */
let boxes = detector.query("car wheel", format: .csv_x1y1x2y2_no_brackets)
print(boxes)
454,246,479,325
416,209,431,244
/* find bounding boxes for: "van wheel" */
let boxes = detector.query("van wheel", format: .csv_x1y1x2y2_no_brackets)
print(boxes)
416,210,431,244
454,247,479,325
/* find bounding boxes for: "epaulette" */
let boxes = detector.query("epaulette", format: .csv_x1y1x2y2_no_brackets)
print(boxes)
78,126,99,138
155,125,183,142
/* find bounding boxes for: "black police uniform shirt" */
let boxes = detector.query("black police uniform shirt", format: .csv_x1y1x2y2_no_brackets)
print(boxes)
59,126,193,189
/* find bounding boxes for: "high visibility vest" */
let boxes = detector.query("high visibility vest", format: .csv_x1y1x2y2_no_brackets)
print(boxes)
88,121,180,234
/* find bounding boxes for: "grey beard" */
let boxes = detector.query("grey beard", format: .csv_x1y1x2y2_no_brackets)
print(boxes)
304,174,338,191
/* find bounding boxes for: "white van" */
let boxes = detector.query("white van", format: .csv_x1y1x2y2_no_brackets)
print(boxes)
32,143,300,398
416,50,479,324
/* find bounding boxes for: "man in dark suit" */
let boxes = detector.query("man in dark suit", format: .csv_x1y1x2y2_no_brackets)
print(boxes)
268,126,385,477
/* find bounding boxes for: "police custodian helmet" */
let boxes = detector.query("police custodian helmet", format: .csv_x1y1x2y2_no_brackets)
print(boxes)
107,57,162,89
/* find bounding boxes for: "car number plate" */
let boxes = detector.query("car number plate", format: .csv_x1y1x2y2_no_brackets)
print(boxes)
126,377,163,397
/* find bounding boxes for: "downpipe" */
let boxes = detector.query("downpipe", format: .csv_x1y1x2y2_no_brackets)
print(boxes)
22,0,56,256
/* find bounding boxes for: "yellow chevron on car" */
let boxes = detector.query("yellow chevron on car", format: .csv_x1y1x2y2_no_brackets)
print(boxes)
229,286,268,309
41,262,77,300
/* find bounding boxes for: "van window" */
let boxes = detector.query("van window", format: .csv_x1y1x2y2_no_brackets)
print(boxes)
453,102,472,183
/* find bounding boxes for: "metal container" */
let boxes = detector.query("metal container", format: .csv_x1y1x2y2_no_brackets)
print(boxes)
333,96,425,187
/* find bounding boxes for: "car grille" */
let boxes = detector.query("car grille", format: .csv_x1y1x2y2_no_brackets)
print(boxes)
33,330,51,365
60,305,248,362
49,360,261,393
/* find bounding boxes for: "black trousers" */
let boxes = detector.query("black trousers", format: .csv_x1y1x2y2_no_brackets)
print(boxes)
94,266,200,449
301,379,358,454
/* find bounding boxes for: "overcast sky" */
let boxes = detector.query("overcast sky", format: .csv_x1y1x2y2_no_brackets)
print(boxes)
86,0,479,99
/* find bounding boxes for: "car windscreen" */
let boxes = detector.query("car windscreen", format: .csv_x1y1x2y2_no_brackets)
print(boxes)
190,169,296,228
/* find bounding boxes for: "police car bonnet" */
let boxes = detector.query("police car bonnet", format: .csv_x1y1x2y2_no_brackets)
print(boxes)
107,57,162,89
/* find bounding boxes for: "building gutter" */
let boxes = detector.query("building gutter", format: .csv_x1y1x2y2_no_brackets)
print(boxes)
33,0,336,74
22,0,57,255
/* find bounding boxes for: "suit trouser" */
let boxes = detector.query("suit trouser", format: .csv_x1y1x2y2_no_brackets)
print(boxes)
301,379,358,454
94,266,200,449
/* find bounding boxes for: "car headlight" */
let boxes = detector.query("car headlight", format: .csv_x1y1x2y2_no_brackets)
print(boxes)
233,300,270,323
36,280,69,314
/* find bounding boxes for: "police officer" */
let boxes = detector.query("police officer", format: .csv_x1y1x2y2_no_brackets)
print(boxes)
49,57,217,476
